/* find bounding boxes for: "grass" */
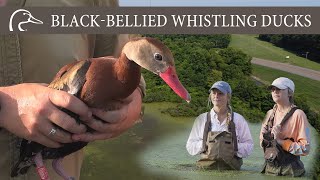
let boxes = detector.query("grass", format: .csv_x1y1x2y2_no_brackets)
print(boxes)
252,64,320,112
229,34,320,71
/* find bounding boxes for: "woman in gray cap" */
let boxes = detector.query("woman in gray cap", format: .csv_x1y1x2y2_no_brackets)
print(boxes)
186,81,253,170
260,77,310,177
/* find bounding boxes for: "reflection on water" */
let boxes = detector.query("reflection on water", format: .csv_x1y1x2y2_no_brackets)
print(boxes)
82,103,318,180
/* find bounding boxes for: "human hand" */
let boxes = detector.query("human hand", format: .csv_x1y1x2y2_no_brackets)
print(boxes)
271,124,282,139
261,124,269,135
72,88,142,142
0,83,92,148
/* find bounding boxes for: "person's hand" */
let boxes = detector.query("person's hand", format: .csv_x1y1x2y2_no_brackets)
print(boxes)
72,88,142,142
0,83,92,148
261,124,268,135
271,124,282,140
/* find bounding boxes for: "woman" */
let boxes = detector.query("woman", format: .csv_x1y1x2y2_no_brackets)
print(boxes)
260,77,310,177
186,81,253,170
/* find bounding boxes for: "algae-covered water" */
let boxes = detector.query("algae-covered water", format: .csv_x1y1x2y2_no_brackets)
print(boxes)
81,103,318,180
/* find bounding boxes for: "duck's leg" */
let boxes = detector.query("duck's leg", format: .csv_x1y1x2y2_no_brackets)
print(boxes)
52,158,75,180
33,152,50,180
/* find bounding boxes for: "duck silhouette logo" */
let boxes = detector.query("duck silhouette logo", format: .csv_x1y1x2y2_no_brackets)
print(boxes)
9,9,43,32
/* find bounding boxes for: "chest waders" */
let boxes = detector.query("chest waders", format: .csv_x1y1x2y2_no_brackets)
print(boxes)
196,112,242,170
261,106,305,177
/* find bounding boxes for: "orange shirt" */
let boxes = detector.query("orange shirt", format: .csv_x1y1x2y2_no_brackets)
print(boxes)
260,108,310,156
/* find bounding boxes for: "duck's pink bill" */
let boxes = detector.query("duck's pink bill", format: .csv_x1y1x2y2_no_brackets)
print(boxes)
159,66,191,103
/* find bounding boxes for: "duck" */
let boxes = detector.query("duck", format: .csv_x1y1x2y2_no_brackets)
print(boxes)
9,9,43,32
11,37,191,180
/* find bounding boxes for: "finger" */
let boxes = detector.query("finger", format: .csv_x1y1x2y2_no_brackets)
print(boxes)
95,122,131,135
48,89,92,121
85,118,106,132
20,114,61,148
35,134,62,148
91,107,127,124
72,132,113,142
42,103,87,134
38,122,73,144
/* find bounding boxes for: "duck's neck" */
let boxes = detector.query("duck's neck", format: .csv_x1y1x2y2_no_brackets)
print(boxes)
114,53,141,85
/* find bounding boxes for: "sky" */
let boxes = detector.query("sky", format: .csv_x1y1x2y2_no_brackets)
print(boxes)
119,0,320,7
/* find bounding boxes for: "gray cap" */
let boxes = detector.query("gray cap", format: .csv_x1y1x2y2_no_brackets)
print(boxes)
268,77,295,92
209,81,232,94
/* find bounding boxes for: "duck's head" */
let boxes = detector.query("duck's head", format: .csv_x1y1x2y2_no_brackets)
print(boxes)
122,37,191,102
9,9,43,31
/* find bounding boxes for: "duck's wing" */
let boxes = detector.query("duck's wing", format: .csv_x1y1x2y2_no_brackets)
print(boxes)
48,60,91,95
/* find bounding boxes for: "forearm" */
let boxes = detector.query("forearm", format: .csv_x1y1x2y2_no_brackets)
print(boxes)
280,139,310,156
237,141,254,158
186,138,204,156
186,115,205,156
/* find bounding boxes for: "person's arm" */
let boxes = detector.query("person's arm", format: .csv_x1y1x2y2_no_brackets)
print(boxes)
236,115,254,158
0,83,92,147
279,110,310,156
259,109,273,148
186,114,205,156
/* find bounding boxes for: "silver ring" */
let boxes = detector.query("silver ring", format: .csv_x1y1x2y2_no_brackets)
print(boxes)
48,128,57,136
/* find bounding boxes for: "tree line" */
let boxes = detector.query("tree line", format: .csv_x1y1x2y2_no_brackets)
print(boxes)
258,34,320,62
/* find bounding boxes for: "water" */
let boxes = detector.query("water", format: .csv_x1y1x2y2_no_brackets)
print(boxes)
81,103,318,180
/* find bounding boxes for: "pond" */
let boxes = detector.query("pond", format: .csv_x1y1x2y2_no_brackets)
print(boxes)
81,102,318,180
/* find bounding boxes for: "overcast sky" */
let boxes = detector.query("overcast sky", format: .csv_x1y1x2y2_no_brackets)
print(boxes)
119,0,320,7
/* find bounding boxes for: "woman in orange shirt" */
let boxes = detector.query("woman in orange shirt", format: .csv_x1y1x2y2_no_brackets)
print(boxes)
260,77,310,177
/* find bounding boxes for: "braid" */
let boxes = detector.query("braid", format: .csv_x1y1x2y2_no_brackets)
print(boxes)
227,94,232,123
207,91,212,108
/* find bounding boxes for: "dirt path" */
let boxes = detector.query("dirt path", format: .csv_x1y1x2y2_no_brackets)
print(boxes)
252,57,320,81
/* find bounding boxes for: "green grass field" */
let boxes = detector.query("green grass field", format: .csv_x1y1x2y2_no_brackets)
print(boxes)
229,34,320,71
253,64,320,112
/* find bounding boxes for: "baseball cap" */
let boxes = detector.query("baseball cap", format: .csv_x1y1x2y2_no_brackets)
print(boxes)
268,77,295,92
209,81,232,94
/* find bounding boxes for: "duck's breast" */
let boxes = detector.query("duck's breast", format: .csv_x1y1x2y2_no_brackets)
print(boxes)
80,57,140,110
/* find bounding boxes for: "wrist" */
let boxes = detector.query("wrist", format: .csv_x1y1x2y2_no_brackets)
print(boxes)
0,85,16,128
276,139,283,145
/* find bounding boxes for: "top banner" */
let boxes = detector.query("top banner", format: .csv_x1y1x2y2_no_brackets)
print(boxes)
0,7,319,34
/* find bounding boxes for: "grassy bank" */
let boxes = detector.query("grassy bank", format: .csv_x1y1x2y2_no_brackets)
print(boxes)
252,64,320,112
229,34,320,71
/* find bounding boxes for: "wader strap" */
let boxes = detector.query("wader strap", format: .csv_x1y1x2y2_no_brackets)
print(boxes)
202,112,211,151
267,106,299,139
280,107,299,126
228,112,238,152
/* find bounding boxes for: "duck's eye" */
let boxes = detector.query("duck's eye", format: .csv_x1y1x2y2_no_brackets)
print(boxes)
154,53,162,61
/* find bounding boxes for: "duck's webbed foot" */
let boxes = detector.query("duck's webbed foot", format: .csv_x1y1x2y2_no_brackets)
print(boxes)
33,152,50,180
52,158,75,180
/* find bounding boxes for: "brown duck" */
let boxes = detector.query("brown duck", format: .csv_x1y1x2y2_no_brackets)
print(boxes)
11,37,191,180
